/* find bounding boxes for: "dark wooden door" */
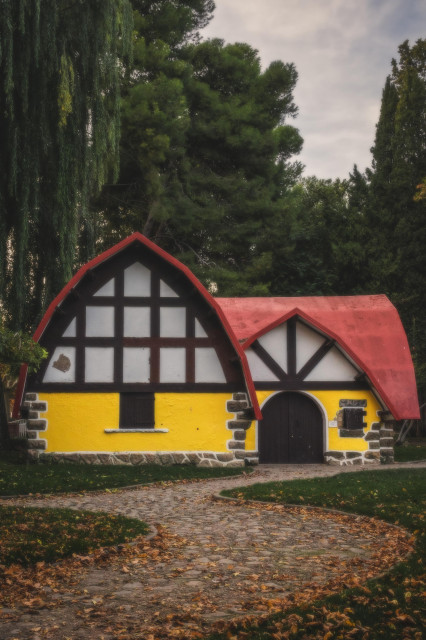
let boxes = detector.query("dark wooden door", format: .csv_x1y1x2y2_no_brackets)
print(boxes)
259,392,323,463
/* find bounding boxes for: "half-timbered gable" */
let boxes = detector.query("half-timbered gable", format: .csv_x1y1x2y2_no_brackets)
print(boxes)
244,316,363,391
29,239,248,397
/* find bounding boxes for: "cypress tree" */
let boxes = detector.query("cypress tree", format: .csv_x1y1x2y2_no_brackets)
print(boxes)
367,39,426,392
0,0,133,330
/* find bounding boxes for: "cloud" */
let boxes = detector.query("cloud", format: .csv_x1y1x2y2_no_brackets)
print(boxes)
203,0,426,178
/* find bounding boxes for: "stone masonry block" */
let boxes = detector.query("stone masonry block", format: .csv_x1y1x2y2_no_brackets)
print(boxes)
324,450,345,459
216,452,234,462
365,430,380,441
225,460,245,468
381,438,394,448
25,393,37,402
368,441,380,449
227,420,252,430
197,459,212,467
365,451,380,459
233,393,248,401
27,439,46,450
31,402,47,412
171,453,187,464
339,429,364,438
226,400,248,412
227,440,245,450
235,450,258,459
233,430,247,441
27,419,47,431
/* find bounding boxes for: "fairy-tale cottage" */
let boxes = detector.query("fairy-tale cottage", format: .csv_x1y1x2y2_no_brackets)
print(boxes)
15,233,419,466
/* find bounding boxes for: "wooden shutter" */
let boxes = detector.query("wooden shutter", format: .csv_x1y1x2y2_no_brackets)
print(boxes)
120,393,155,428
343,408,366,430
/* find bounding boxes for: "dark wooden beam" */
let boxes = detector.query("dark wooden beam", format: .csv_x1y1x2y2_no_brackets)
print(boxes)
297,339,334,380
287,316,296,375
251,340,288,381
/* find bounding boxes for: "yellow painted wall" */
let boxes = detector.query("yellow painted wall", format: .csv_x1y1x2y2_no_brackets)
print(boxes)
39,393,234,452
246,389,383,452
38,389,381,455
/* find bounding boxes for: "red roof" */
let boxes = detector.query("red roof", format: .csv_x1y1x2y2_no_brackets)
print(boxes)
216,295,420,420
14,233,261,419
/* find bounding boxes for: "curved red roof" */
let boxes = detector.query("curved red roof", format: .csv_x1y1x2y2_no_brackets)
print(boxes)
14,233,261,419
216,295,419,420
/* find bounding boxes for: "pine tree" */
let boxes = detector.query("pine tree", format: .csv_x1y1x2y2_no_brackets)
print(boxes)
98,27,303,294
0,0,133,330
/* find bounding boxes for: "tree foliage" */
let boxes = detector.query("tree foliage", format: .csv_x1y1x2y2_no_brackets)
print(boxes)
0,0,133,331
96,3,303,294
366,39,426,390
0,325,47,447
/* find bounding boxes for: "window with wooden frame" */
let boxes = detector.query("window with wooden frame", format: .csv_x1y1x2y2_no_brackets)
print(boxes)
343,407,367,430
119,392,155,429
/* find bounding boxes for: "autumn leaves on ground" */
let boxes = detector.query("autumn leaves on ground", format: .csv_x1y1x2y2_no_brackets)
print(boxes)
0,464,425,639
218,468,426,639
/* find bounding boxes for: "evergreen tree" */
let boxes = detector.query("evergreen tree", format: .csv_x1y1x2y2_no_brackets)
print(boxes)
367,39,426,391
0,0,133,331
98,26,303,294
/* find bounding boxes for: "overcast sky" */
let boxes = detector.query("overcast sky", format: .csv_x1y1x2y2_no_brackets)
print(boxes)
203,0,426,180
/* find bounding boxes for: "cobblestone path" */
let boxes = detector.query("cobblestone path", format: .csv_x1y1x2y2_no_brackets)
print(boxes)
1,463,422,640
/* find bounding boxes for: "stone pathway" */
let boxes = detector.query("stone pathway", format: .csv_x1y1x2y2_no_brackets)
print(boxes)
1,462,423,640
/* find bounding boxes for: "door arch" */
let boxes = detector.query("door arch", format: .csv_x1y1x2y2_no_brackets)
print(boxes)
259,392,324,463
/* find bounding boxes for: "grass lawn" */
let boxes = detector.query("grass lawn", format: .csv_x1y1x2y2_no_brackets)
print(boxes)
394,439,426,462
0,455,250,496
0,505,149,566
209,468,426,639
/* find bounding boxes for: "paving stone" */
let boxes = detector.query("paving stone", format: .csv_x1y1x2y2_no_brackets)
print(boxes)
0,461,421,640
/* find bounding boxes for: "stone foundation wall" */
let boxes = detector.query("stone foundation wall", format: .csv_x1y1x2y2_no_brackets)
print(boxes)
30,450,245,467
325,415,395,466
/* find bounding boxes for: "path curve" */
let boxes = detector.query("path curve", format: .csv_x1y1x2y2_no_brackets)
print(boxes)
1,462,423,640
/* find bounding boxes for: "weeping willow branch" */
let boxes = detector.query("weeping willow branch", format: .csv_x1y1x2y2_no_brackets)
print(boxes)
0,0,133,331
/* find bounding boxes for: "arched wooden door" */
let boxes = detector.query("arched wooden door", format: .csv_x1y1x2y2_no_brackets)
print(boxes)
259,392,323,463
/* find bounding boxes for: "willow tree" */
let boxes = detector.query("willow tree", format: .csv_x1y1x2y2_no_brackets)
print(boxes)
0,0,133,331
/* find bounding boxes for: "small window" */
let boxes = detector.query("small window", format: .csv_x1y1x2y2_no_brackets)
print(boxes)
120,393,155,428
343,408,366,430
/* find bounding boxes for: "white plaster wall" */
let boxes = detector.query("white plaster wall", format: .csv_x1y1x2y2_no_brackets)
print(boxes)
195,348,226,382
124,262,151,297
245,348,279,381
85,347,114,382
62,317,76,337
123,307,150,337
160,280,178,297
159,348,186,382
123,347,150,383
195,318,207,338
160,307,186,337
296,321,326,372
305,346,359,381
258,325,287,371
43,347,76,383
93,278,115,297
85,306,115,337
